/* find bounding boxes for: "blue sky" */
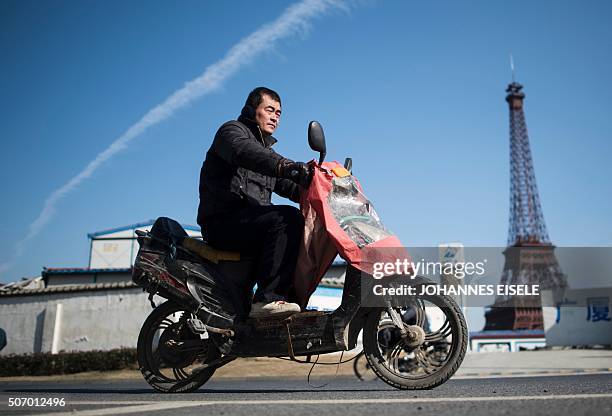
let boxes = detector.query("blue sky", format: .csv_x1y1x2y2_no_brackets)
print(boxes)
1,0,611,283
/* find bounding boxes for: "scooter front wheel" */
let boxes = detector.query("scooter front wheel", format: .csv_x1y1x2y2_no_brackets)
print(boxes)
362,292,467,390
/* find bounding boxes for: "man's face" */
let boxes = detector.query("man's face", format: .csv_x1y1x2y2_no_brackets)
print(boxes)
255,94,282,136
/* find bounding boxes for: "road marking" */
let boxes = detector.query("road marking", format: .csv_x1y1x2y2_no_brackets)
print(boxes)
195,393,612,405
38,401,206,416
455,370,612,379
60,401,155,405
40,393,612,416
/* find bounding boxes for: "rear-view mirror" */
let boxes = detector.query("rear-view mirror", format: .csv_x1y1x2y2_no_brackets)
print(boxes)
308,121,326,165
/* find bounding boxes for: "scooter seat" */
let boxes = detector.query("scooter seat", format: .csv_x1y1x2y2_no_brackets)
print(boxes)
182,237,241,264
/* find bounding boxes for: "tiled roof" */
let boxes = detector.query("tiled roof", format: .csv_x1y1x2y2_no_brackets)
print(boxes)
0,281,138,297
470,330,545,339
43,267,132,275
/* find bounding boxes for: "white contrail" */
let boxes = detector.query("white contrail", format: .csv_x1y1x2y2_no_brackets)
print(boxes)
0,0,349,278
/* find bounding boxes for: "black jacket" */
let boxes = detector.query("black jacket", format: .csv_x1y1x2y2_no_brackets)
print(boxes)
197,115,299,225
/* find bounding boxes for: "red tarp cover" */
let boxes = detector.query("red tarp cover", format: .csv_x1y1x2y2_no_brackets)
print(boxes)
292,161,411,307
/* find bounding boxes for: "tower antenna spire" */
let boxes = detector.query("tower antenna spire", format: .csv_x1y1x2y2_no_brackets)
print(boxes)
510,53,516,83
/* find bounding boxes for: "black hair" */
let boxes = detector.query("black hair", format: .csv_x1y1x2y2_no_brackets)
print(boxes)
245,87,282,109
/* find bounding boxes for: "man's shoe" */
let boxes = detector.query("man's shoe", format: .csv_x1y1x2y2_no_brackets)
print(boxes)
249,301,301,318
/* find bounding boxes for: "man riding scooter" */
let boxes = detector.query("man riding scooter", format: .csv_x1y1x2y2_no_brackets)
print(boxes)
133,106,468,392
197,87,311,317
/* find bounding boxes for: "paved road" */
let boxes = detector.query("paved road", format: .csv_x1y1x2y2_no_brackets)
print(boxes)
1,374,611,416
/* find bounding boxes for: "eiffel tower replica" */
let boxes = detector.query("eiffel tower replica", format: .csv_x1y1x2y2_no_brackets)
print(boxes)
483,78,567,331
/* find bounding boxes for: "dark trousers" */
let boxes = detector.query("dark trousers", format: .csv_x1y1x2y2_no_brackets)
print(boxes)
203,205,304,303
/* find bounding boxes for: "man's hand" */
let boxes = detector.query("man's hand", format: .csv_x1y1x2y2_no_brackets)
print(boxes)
277,158,312,187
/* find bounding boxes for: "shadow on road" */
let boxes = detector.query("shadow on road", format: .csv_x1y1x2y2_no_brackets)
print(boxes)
2,386,393,394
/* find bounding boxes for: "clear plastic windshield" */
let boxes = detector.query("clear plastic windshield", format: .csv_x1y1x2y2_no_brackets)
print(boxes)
327,175,393,247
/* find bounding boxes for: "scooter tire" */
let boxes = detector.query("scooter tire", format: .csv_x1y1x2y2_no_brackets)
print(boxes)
362,293,467,390
137,301,221,393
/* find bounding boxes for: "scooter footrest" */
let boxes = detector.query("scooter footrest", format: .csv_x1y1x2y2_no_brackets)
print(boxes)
247,310,328,324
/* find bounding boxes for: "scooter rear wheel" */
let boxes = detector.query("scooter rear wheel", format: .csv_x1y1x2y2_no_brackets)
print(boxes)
362,292,467,390
353,351,378,381
137,301,221,393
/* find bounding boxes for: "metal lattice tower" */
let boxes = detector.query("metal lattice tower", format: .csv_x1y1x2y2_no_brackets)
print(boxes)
506,82,551,246
483,80,567,331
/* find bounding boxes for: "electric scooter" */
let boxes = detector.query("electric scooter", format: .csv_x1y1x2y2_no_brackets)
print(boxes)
131,121,467,392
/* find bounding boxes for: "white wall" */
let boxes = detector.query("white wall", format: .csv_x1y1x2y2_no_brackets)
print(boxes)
542,288,612,346
0,283,346,355
0,289,157,355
